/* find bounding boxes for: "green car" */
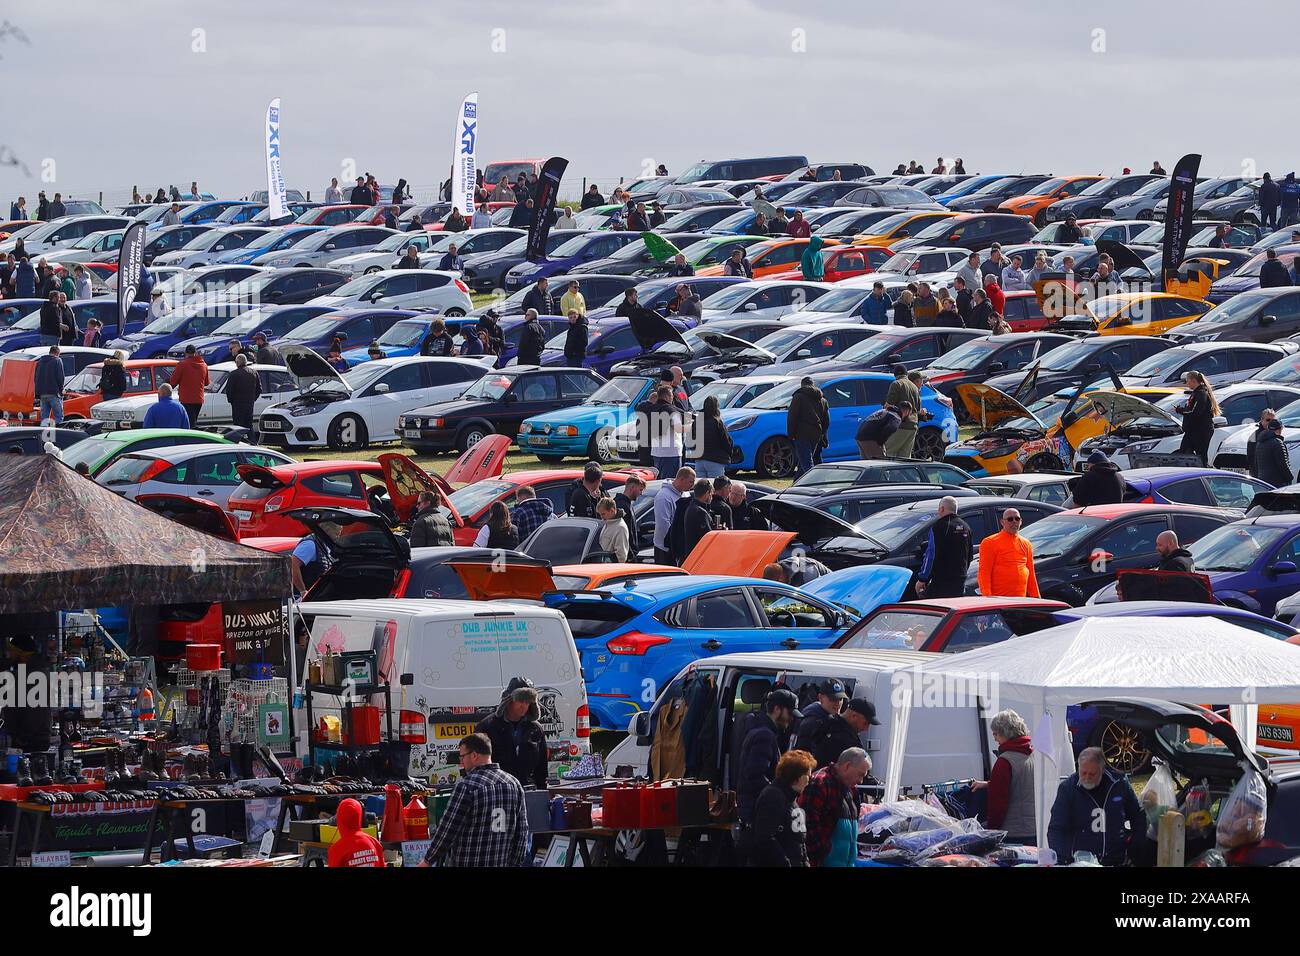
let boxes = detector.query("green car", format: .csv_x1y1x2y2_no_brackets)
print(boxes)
677,234,767,269
61,428,236,477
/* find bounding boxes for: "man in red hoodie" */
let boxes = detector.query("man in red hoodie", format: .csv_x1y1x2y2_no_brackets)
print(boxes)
170,344,211,428
327,797,385,867
973,709,1035,844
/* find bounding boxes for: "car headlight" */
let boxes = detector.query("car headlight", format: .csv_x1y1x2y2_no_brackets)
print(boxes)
1197,333,1220,342
519,423,532,434
557,425,577,437
980,443,1017,458
728,415,757,430
1126,440,1159,453
123,411,135,421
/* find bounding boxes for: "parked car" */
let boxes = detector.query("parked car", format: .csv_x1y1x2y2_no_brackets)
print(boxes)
504,232,645,290
1105,466,1273,510
209,225,327,265
945,176,1054,213
832,596,1070,651
1042,175,1163,222
997,175,1105,226
59,358,178,420
252,226,396,268
520,374,656,463
151,226,272,269
692,322,879,383
227,459,395,536
307,269,473,316
0,425,100,455
98,443,294,507
60,427,235,477
0,215,132,255
92,362,298,430
1169,287,1300,343
984,335,1174,403
964,472,1075,507
923,333,1074,398
757,484,980,528
458,229,586,292
273,306,411,353
534,312,692,378
816,327,990,376
773,458,972,499
890,213,1036,252
1117,341,1295,389
1157,177,1252,222
167,304,336,363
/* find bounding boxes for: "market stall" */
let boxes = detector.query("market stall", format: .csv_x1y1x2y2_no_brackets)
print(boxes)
882,616,1300,851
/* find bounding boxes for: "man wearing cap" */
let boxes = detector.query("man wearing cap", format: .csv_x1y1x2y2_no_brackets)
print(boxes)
474,678,549,790
1057,213,1084,245
738,688,801,826
794,680,849,753
1255,416,1293,487
253,330,282,366
170,344,211,428
1071,450,1125,506
885,363,920,417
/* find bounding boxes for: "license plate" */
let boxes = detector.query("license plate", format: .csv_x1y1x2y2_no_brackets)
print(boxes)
1258,724,1294,743
528,436,549,446
231,508,252,519
433,721,476,740
261,420,285,431
403,429,421,439
1227,467,1249,476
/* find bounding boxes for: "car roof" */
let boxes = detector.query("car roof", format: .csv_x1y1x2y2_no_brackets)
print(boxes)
878,596,1069,612
264,460,382,475
785,322,877,333
967,473,1071,485
123,442,272,461
1062,502,1218,518
297,598,563,621
1231,514,1300,529
805,369,895,384
93,428,222,444
1120,466,1240,480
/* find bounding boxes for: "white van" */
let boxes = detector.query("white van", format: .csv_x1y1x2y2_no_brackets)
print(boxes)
296,599,589,784
605,648,987,794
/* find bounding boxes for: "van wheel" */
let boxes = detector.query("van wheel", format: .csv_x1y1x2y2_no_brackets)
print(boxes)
443,308,466,318
1026,452,1063,473
1090,719,1151,775
588,428,615,465
914,427,946,461
327,414,368,451
457,422,492,452
365,266,383,274
756,437,796,479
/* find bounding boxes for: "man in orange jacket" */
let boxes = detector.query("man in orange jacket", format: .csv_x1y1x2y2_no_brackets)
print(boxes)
978,507,1040,598
170,344,211,428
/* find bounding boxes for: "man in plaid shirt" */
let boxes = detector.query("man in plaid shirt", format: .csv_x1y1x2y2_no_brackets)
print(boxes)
422,733,530,867
510,486,555,542
796,748,870,867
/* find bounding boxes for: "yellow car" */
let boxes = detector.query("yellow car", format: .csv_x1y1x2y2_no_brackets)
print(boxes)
1085,292,1213,336
852,210,956,247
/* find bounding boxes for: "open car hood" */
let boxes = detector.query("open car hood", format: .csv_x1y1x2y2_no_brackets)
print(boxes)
136,493,238,542
443,557,556,601
955,382,1044,432
285,505,409,564
280,343,350,394
681,529,796,576
1084,389,1181,429
1116,569,1214,603
629,309,687,351
752,498,866,545
377,452,457,525
1079,698,1267,782
694,328,774,361
1094,238,1150,274
443,433,510,485
1248,489,1300,516
798,565,912,619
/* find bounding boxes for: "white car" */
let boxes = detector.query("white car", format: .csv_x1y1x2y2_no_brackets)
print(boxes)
786,285,873,323
1118,341,1298,390
307,269,472,316
151,226,271,269
699,280,836,322
1215,394,1300,477
91,362,298,430
0,215,133,255
43,228,125,265
256,345,490,449
250,225,396,269
1071,384,1300,473
327,230,437,274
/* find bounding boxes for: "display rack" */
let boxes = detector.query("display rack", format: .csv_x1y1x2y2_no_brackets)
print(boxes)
170,665,231,742
304,679,394,768
226,677,290,746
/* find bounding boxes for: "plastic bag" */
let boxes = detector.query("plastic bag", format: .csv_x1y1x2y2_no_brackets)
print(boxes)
863,798,957,837
920,827,1006,860
988,844,1040,866
1217,767,1268,850
878,824,965,860
1140,762,1178,838
1180,783,1214,839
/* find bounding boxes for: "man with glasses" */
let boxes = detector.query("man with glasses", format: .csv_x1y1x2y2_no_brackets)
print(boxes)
977,508,1040,598
421,733,529,868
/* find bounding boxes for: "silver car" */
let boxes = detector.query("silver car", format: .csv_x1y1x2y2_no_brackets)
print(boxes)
251,225,396,268
97,443,295,508
152,226,272,269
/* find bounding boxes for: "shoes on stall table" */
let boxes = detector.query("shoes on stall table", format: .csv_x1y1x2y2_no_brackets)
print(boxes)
560,753,605,782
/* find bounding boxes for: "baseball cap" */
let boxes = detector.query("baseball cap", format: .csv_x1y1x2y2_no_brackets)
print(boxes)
766,688,802,718
819,679,848,700
846,699,881,725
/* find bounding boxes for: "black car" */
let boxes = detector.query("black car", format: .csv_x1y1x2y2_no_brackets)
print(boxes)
892,213,1036,252
811,207,910,238
773,459,972,500
765,495,1062,597
0,426,97,455
399,366,605,454
757,483,980,526
1158,177,1252,222
656,206,745,232
780,181,872,208
944,175,1053,213
818,327,989,375
962,502,1233,605
984,335,1173,402
610,319,786,378
1043,174,1162,222
469,272,639,318
143,225,214,264
923,332,1075,399
459,229,587,292
567,232,711,276
1166,287,1300,345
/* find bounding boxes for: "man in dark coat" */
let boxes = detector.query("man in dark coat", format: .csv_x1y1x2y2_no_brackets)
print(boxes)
563,310,588,367
803,699,879,770
38,291,62,345
856,404,900,459
409,491,455,547
1256,418,1293,487
1155,531,1195,572
737,689,801,824
226,354,262,429
349,177,370,205
1048,747,1146,866
580,184,605,210
516,309,546,366
1071,451,1126,506
916,496,973,598
567,462,604,518
669,478,715,564
1260,172,1282,230
786,377,829,477
474,681,549,789
520,277,554,316
1259,248,1293,288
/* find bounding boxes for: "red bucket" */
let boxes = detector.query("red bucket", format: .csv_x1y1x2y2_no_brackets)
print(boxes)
186,644,222,671
345,705,382,746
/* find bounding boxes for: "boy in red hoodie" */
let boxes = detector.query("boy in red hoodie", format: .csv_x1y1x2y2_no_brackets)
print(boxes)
327,797,385,867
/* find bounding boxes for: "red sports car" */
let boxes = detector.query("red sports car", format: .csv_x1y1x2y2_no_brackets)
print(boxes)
831,596,1070,653
767,245,894,283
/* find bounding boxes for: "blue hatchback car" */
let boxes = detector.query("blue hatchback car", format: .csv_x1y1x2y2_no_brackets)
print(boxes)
502,232,644,291
341,317,443,366
520,373,656,463
273,307,412,354
722,370,958,479
0,299,148,354
545,567,911,729
1118,467,1273,510
166,304,337,362
208,225,327,265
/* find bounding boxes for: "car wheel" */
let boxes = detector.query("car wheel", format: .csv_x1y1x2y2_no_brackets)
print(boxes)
457,422,492,452
1138,210,1153,221
756,437,796,479
588,427,616,465
365,266,382,275
914,427,947,461
295,263,312,268
443,308,466,318
1090,719,1151,775
327,414,369,451
1026,452,1063,473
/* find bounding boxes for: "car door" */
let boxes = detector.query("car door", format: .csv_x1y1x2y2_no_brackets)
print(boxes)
1257,293,1300,341
1205,474,1273,509
406,273,453,310
1077,517,1170,599
504,372,561,429
822,377,867,459
1158,477,1214,507
750,586,841,650
363,361,426,440
680,587,771,659
369,273,419,307
1255,532,1300,613
256,368,296,417
166,449,246,507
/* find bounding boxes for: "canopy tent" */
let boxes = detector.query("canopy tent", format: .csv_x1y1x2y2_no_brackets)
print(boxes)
0,454,290,613
882,616,1300,851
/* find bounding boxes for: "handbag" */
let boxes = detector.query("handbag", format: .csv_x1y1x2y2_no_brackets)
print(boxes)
708,789,737,823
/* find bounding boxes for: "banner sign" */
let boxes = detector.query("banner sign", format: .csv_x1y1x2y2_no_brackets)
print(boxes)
1161,153,1201,280
451,92,479,217
223,599,288,665
116,222,146,329
265,98,288,221
525,157,568,263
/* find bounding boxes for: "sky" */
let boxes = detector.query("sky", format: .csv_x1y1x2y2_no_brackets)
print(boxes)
2,0,1297,205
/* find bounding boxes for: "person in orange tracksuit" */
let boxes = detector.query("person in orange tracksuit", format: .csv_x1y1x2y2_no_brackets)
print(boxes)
978,507,1040,598
170,344,211,428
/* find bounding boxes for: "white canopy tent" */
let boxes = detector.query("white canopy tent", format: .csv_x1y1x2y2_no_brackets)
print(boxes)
881,617,1300,851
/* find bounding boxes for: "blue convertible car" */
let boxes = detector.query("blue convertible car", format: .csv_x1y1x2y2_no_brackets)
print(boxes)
545,566,911,728
721,370,958,479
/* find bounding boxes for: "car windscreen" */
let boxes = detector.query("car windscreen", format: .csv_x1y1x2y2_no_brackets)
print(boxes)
803,288,869,313
587,376,645,405
929,338,1002,371
1190,523,1286,572
443,479,514,519
462,372,518,401
837,334,905,364
838,610,945,650
1019,513,1106,559
280,315,347,340
851,508,932,549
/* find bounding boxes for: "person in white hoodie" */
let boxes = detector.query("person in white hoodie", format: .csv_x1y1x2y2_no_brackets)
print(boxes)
1000,254,1028,292
555,207,577,230
72,265,92,300
596,497,630,561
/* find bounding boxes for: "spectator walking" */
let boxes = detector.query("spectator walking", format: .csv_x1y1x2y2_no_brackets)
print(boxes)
648,385,686,476
559,279,586,318
1282,172,1300,227
324,178,343,205
170,344,211,427
1175,370,1218,466
563,309,588,367
787,376,829,477
99,350,128,401
1256,418,1292,487
226,353,261,429
1260,248,1292,288
516,309,546,366
614,475,645,553
860,281,891,324
34,346,64,425
747,749,816,867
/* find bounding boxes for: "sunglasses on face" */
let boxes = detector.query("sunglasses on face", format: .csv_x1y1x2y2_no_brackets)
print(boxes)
1003,516,1022,523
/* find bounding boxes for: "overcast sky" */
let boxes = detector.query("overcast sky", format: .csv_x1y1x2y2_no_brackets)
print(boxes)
2,0,1296,204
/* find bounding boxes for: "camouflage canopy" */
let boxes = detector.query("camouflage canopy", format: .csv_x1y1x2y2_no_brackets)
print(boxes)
0,454,290,613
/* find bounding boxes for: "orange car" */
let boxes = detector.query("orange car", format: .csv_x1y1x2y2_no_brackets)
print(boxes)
852,210,957,247
696,237,839,278
997,175,1104,226
62,358,178,420
0,219,36,242
550,563,687,590
767,244,894,283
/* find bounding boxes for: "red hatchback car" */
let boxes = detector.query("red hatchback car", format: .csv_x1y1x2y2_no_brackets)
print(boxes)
769,245,894,283
228,460,392,537
831,596,1070,653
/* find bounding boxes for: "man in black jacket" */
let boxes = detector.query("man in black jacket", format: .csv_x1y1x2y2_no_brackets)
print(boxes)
1259,248,1293,289
1256,418,1293,486
563,309,588,367
516,309,546,366
855,404,900,459
725,481,767,530
567,462,604,518
614,475,645,553
916,496,973,599
738,689,802,824
669,478,715,564
349,177,370,205
409,491,455,547
521,277,554,316
580,184,605,210
1072,451,1126,506
1260,172,1282,231
1155,531,1195,572
38,291,61,345
420,319,456,357
226,354,262,429
474,680,549,789
804,698,879,769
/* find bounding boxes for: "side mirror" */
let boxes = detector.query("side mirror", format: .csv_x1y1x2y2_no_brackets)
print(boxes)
1087,548,1114,565
1272,561,1298,576
1263,314,1277,326
369,292,385,302
1212,415,1227,427
269,290,283,299
897,231,910,239
795,348,811,358
375,383,390,394
324,243,337,251
744,302,759,311
630,711,652,740
987,361,1005,373
502,392,516,404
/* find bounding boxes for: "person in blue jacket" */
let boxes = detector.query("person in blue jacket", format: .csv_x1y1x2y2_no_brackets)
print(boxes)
1280,172,1300,227
14,257,36,298
859,281,891,324
1047,747,1147,865
34,346,65,425
141,383,191,429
